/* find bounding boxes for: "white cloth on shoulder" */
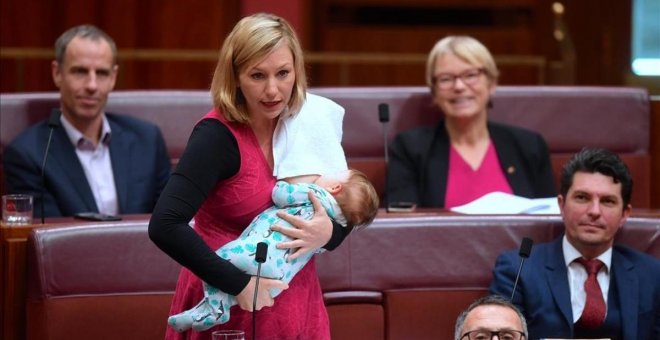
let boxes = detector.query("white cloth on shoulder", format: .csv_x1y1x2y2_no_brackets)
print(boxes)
272,92,348,179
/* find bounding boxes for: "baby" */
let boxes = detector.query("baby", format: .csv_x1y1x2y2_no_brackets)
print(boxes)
168,169,378,331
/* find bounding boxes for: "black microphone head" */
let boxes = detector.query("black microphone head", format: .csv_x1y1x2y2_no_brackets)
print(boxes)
519,237,533,258
378,103,390,123
255,242,268,263
48,109,62,128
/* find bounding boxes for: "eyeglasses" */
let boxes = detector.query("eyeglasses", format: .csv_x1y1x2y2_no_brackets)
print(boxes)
460,329,525,340
433,68,485,90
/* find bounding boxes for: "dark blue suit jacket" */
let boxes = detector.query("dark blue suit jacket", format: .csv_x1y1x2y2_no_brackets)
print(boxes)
490,236,660,340
3,113,171,217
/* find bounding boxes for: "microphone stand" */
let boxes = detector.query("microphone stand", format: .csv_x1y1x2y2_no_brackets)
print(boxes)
252,242,267,340
510,258,526,301
510,237,533,301
378,103,390,210
40,109,61,223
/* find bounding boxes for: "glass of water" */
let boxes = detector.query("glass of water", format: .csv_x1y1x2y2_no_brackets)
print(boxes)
211,330,245,340
2,194,33,225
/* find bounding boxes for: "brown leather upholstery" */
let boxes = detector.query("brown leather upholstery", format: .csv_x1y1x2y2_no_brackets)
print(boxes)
24,215,659,340
0,86,652,206
25,222,181,340
311,86,651,208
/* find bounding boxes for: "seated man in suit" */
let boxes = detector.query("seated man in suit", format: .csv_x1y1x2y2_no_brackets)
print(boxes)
3,24,170,217
454,295,528,340
490,148,660,340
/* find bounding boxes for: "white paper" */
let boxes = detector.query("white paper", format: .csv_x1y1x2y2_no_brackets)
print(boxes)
450,192,559,215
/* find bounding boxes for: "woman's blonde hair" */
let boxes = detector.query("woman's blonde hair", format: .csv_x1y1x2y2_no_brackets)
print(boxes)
211,13,307,123
335,169,379,230
425,35,499,88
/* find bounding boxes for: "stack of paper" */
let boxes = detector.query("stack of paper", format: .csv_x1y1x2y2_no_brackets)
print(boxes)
450,192,560,215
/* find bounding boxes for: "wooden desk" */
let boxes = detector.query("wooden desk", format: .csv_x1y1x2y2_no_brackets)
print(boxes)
1,223,35,340
0,215,150,340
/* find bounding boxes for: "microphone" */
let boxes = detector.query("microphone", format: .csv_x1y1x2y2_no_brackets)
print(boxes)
252,242,268,340
40,109,61,223
255,242,268,263
510,237,533,301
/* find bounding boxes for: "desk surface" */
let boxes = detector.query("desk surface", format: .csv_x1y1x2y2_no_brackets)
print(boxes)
3,209,660,231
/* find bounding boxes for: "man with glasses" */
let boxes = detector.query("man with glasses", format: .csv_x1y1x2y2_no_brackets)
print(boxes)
455,295,527,340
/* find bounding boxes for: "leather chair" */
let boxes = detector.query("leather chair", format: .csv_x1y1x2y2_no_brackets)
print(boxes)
25,222,181,340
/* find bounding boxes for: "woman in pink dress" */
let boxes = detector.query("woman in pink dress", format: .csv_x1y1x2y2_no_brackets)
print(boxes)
148,13,349,340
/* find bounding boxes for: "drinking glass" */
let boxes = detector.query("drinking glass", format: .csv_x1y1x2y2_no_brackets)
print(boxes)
211,330,245,340
2,194,33,225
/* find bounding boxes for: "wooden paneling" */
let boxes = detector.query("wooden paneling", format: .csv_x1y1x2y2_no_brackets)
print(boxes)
0,0,645,90
0,225,33,340
308,25,541,85
310,0,555,86
118,1,237,89
0,0,241,92
0,59,53,92
563,0,632,85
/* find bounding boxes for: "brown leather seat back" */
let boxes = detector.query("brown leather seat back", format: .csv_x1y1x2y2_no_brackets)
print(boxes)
313,86,651,207
1,86,652,206
26,222,181,340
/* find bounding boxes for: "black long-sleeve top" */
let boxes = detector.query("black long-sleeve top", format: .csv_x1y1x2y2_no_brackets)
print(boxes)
148,118,349,295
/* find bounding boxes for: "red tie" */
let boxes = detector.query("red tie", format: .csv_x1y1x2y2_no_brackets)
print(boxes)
575,258,606,328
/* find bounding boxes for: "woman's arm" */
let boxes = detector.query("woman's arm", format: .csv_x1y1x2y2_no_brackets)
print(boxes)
271,191,349,260
148,118,250,295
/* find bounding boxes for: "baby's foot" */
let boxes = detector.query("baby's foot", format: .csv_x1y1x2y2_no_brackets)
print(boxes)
192,300,229,331
168,313,193,333
167,299,214,332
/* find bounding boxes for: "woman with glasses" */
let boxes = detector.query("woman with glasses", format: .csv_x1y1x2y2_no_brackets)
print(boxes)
386,35,555,209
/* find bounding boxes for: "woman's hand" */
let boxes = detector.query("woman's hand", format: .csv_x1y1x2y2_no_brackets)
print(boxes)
272,191,333,261
235,276,288,311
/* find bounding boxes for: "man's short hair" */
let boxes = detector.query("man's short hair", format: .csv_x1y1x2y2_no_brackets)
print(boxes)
559,148,633,207
454,295,528,340
55,24,118,65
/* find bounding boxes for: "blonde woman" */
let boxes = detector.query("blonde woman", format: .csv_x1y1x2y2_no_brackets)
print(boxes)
149,13,348,340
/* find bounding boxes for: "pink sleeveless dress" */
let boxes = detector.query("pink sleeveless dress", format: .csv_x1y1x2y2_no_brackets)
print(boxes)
165,109,330,340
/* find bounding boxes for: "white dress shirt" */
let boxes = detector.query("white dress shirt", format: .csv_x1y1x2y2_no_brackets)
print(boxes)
61,114,118,215
562,235,612,323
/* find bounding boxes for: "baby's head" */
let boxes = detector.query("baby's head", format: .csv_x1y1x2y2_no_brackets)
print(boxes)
315,169,379,229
